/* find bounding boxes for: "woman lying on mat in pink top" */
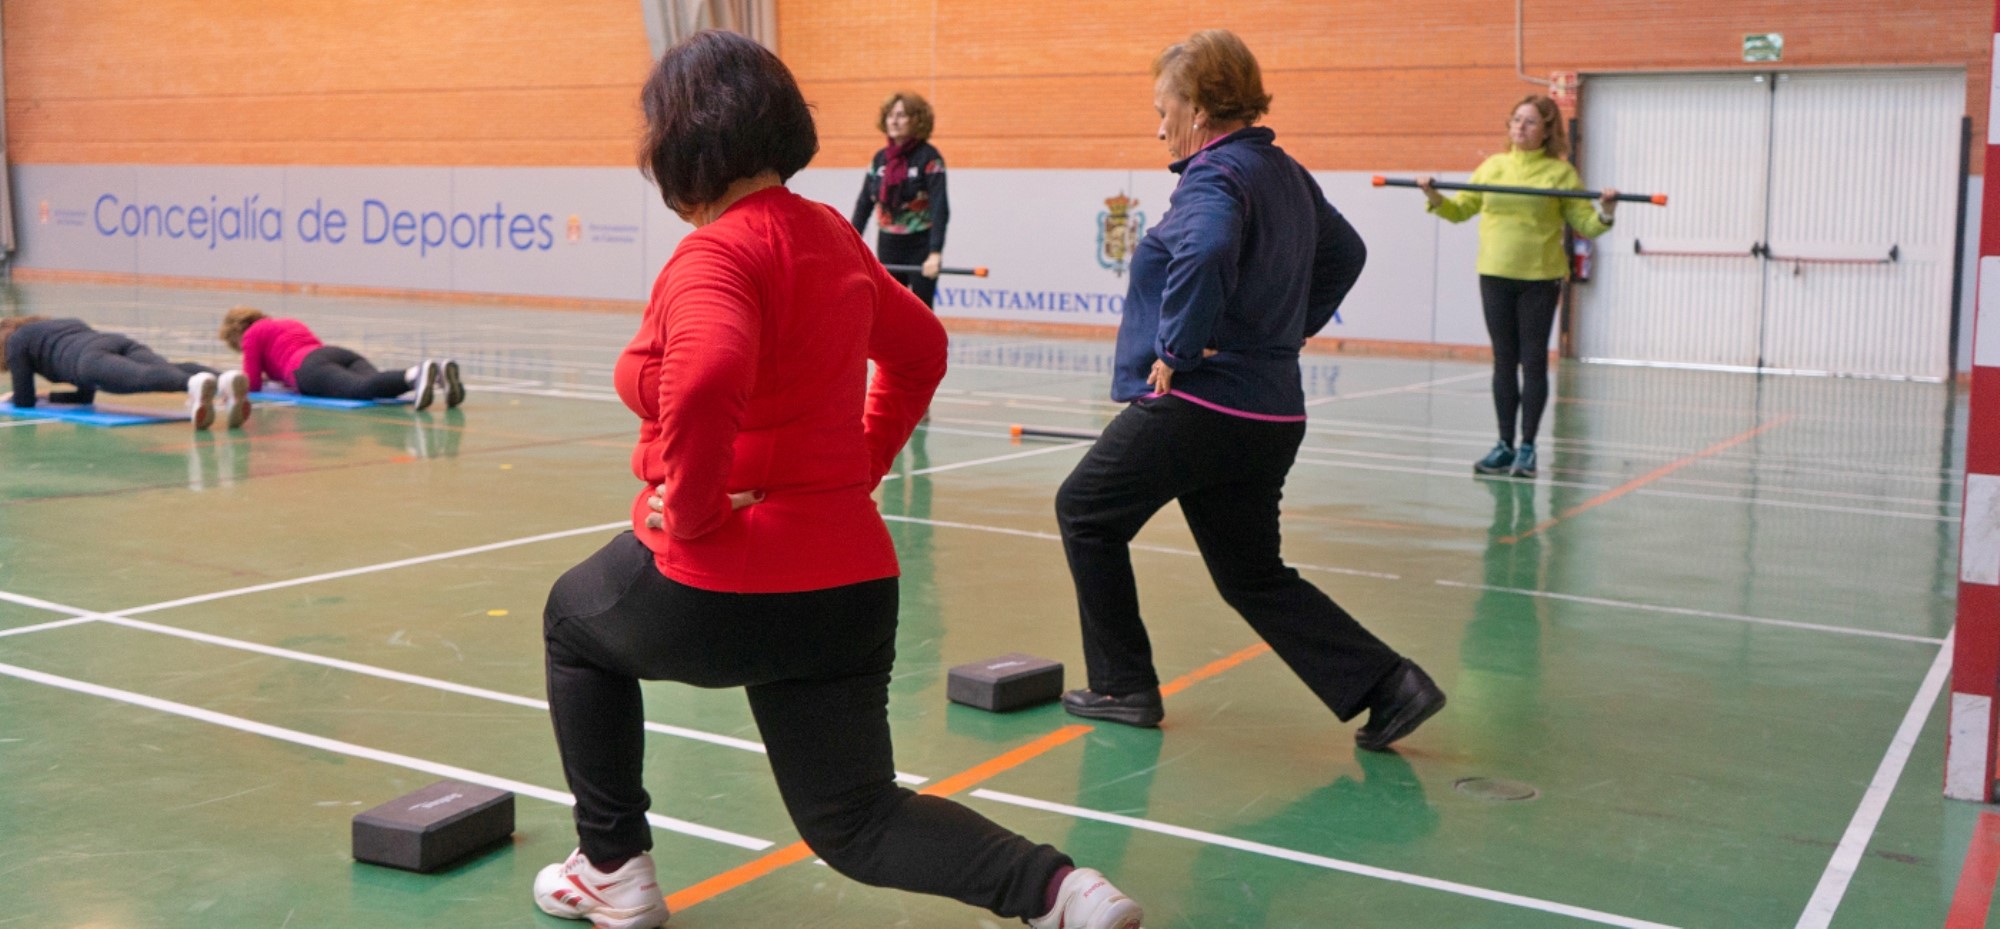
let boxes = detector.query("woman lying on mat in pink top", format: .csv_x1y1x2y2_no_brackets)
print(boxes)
219,306,463,410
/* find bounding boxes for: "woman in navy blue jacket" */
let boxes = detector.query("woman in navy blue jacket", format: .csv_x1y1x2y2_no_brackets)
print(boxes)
1053,30,1445,752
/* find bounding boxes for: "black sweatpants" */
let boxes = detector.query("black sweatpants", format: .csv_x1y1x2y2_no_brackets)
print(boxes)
1054,395,1404,721
1478,275,1563,446
877,231,937,309
293,346,409,400
542,532,1069,919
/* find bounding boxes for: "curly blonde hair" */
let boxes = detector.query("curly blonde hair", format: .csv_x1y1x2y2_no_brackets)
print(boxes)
218,306,267,352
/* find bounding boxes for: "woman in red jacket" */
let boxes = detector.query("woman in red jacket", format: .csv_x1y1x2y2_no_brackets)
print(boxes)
530,31,1140,929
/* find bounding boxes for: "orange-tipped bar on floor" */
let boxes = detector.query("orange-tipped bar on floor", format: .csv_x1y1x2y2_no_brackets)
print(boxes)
882,264,990,277
1009,424,1103,442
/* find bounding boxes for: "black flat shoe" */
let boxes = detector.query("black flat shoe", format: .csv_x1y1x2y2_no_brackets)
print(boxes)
1060,687,1165,728
1354,661,1445,752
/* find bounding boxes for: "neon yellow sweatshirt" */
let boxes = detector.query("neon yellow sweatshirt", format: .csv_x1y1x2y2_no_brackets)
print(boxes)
1428,147,1611,281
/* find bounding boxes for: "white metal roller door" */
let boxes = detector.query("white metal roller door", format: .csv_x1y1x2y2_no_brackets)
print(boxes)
1760,70,1964,379
1576,68,1964,380
1575,73,1771,367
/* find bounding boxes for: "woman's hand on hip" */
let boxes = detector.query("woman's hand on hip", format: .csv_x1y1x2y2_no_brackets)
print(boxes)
642,485,764,530
1147,349,1215,395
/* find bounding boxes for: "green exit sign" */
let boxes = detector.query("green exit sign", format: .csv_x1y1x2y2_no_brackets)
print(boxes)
1744,33,1784,62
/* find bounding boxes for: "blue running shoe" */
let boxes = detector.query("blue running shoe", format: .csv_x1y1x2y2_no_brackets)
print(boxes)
1474,441,1514,475
1511,443,1538,478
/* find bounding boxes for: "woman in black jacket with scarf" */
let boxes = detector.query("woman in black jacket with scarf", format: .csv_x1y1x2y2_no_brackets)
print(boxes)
852,92,950,308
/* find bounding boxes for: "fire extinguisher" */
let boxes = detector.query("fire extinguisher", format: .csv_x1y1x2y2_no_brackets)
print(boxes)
1572,235,1593,282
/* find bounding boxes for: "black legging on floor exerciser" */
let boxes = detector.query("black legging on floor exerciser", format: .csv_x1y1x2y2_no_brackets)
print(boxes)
67,338,213,403
1478,275,1562,446
293,346,410,400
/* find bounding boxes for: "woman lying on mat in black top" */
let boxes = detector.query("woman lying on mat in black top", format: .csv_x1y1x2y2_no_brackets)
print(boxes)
0,315,250,430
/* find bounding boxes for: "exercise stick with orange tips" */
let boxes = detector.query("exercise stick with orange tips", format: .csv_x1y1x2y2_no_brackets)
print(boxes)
1372,175,1668,206
1009,423,1102,443
882,264,990,277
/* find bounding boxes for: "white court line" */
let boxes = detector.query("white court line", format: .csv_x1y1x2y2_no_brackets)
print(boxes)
0,418,55,428
882,440,1092,478
882,514,1400,581
1303,371,1489,407
1432,581,1947,646
0,659,772,851
473,384,622,402
1291,456,1958,524
970,789,1682,929
1631,488,1957,523
0,616,98,638
1298,446,1961,512
1793,630,1954,929
115,522,629,617
0,585,931,785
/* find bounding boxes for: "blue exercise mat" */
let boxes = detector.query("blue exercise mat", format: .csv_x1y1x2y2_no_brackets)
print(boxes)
1,403,183,426
248,391,411,409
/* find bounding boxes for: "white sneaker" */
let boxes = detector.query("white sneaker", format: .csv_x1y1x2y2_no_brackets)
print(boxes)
186,372,217,431
1026,867,1143,929
216,370,251,429
412,360,440,412
532,849,668,929
441,359,464,409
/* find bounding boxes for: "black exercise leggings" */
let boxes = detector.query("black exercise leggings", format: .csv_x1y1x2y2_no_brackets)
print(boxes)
877,231,937,309
76,339,212,395
1479,275,1563,446
543,532,1068,919
293,346,409,400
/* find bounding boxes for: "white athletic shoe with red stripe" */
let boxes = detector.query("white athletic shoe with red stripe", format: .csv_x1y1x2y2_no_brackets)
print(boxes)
532,849,668,929
1025,867,1144,929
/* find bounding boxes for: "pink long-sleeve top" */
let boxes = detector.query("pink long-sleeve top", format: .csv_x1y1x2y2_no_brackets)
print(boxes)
239,317,323,392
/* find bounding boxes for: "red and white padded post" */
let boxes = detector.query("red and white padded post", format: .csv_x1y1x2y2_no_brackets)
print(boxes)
1949,2,2000,803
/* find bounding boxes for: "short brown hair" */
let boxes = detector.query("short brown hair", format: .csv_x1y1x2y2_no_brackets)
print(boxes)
1153,30,1272,124
638,30,818,213
0,315,48,372
1510,94,1569,160
875,92,934,143
219,306,267,351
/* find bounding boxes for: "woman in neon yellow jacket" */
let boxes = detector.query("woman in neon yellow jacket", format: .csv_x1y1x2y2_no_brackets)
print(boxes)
1420,94,1618,479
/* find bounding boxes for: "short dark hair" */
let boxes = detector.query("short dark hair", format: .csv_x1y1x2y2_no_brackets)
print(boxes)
875,92,935,142
638,30,818,213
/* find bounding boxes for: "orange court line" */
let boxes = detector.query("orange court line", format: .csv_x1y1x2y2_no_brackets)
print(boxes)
1501,414,1793,545
663,724,1092,913
1946,811,2000,929
1159,642,1274,697
663,641,1282,912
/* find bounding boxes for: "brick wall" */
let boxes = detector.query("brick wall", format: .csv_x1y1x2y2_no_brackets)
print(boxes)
3,0,654,165
785,0,1993,172
5,0,1987,172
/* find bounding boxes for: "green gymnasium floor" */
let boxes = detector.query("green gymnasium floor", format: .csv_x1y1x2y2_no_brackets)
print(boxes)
0,281,1974,928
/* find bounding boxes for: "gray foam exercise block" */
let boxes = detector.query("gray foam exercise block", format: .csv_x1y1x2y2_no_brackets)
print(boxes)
947,653,1064,712
353,780,515,872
